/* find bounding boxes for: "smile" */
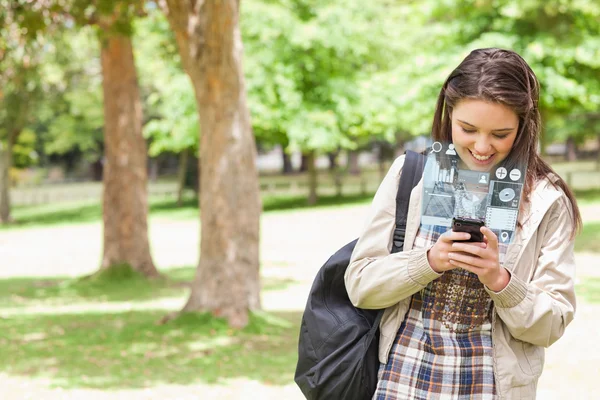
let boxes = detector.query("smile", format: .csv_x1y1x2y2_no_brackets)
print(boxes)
469,150,494,162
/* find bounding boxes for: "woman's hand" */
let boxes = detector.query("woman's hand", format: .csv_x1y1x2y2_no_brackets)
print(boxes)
447,226,511,292
427,230,486,273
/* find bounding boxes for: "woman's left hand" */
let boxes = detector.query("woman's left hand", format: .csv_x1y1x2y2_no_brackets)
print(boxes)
447,226,511,292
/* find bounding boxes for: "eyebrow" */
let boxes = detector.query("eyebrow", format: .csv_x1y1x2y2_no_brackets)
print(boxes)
457,119,515,132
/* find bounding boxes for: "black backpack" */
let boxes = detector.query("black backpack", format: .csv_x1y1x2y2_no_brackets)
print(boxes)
294,150,426,400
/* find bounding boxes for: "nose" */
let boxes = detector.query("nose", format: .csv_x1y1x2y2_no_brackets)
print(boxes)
474,136,492,154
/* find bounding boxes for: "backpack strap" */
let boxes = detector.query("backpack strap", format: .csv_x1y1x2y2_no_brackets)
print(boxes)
392,150,426,253
371,150,426,336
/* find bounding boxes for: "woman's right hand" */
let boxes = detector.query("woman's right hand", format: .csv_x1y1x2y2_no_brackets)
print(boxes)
427,231,485,273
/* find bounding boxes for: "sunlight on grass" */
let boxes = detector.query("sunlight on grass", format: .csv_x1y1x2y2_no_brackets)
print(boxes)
575,221,600,253
0,310,301,389
576,277,600,304
3,192,375,230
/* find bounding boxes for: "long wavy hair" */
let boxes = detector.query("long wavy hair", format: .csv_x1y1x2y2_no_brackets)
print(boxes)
431,48,581,235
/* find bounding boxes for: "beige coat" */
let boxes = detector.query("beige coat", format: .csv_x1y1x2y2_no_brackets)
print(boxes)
345,155,576,400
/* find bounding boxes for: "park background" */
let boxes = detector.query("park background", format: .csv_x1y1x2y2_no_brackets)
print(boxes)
1,1,599,399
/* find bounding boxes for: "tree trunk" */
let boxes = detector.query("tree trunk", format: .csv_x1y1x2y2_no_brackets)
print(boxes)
282,148,293,174
566,136,577,162
378,144,386,182
299,152,309,172
348,150,360,175
597,134,600,171
163,0,262,328
177,148,189,206
0,138,14,224
99,32,158,278
149,157,159,182
327,150,338,171
307,150,318,205
539,108,549,156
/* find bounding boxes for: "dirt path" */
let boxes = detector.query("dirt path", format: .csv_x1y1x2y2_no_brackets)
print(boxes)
0,204,598,399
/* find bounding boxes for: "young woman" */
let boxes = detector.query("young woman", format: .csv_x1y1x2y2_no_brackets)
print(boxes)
345,48,581,400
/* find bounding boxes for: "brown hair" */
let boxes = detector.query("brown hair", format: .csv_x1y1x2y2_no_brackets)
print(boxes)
431,48,581,236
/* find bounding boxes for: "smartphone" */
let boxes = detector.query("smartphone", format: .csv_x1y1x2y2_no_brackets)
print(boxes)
452,217,485,242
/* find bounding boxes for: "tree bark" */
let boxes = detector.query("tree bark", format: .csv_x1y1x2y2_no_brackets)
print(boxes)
347,150,360,175
282,148,293,174
163,0,262,328
565,136,577,162
307,150,318,205
176,148,189,206
597,134,600,171
99,32,158,277
299,152,309,172
0,137,14,224
327,150,339,171
149,157,159,182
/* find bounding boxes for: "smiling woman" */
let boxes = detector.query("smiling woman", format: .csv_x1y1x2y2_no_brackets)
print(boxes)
450,100,519,172
345,48,583,400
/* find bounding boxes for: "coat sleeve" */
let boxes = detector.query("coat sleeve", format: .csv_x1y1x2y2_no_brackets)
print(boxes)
344,155,442,310
485,194,577,347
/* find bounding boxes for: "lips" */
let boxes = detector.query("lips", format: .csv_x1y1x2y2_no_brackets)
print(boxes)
469,150,495,164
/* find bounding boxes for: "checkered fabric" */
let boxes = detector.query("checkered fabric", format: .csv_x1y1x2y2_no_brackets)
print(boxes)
373,224,509,400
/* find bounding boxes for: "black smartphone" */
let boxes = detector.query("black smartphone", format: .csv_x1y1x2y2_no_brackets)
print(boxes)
452,217,485,242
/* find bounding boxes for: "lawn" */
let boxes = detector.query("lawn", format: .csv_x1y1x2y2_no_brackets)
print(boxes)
4,192,375,230
0,266,302,389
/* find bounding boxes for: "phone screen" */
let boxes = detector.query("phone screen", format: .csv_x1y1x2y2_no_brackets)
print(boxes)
452,217,485,242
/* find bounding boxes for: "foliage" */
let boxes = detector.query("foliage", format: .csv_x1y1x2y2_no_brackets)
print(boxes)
0,3,47,146
40,27,105,162
12,128,39,168
242,0,412,153
135,9,198,157
411,0,600,143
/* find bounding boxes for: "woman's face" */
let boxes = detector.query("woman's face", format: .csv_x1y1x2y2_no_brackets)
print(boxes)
450,99,519,172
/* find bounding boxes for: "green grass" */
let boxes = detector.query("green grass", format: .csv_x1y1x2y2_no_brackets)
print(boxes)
4,192,375,230
0,309,301,389
575,221,600,253
576,277,600,304
573,188,600,204
0,266,298,309
0,266,302,389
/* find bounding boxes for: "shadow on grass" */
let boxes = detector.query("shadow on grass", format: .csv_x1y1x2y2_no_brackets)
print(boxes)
577,277,600,304
0,309,302,389
575,221,600,253
0,267,298,309
574,188,600,204
3,192,375,229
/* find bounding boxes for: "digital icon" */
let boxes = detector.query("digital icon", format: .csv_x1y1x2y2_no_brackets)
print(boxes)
496,167,508,180
500,231,511,243
479,174,488,184
510,169,522,181
432,142,443,153
499,188,516,202
446,143,457,155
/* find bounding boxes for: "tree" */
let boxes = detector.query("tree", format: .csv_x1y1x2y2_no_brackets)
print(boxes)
0,3,46,223
98,15,158,277
41,27,105,173
53,1,159,276
243,0,412,203
30,1,160,276
161,0,262,328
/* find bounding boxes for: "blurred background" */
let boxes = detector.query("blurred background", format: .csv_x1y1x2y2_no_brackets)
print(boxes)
1,0,599,399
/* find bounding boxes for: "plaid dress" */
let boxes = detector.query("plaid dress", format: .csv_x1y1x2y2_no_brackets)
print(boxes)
374,224,508,400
